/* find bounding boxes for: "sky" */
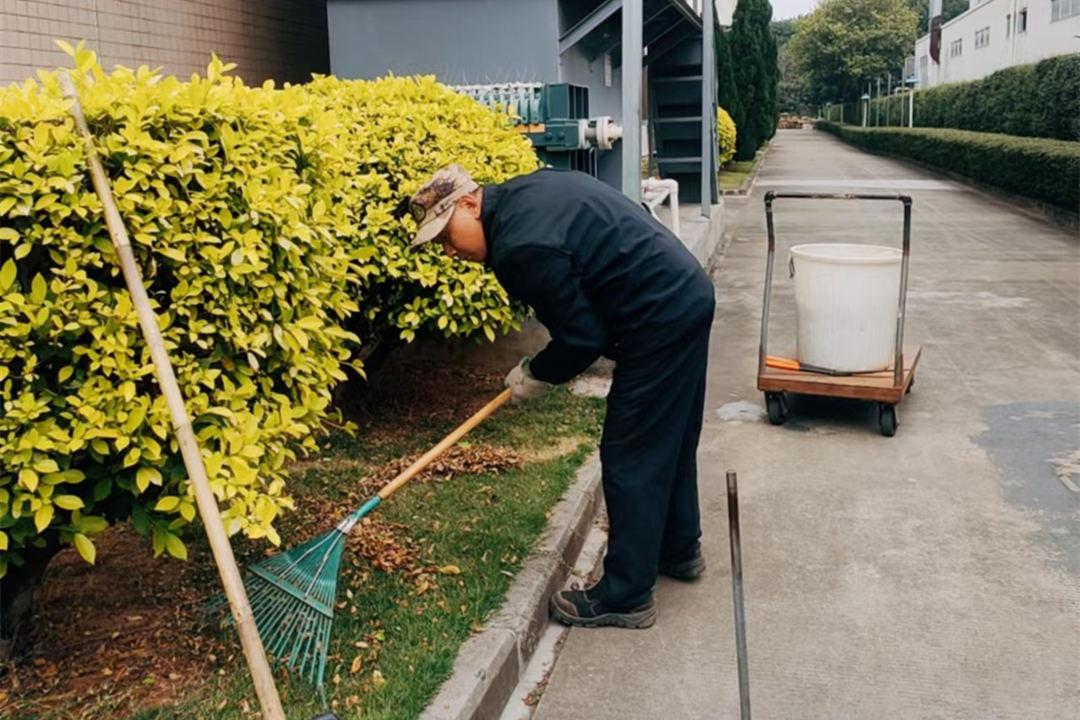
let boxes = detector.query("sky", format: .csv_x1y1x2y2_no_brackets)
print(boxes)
770,0,821,19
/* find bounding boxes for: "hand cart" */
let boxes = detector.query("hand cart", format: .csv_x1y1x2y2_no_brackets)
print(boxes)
756,192,921,437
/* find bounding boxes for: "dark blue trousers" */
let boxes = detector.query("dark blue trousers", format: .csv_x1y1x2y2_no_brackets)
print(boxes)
594,313,713,608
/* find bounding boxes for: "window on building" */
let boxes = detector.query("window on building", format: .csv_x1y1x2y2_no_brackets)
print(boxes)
1006,13,1011,36
919,55,929,86
1051,0,1080,21
1019,7,1028,31
975,27,991,48
950,38,963,57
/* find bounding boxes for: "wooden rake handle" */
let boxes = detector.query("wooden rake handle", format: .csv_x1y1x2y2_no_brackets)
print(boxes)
378,388,513,501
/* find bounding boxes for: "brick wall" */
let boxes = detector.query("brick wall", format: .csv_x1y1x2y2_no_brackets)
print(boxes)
0,0,329,86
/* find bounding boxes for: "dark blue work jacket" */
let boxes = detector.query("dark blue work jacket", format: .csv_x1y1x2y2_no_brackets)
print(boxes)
482,168,715,384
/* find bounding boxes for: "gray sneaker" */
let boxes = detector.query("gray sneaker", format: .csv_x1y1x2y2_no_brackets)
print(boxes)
549,587,656,629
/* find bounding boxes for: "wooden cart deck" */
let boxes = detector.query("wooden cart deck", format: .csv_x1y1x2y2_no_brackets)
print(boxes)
757,347,922,404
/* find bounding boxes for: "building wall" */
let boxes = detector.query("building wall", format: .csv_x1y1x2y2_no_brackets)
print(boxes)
327,0,712,197
915,0,1080,87
327,0,560,83
0,0,329,86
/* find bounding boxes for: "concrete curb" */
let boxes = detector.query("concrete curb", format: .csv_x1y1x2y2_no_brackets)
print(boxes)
419,456,603,720
679,202,727,270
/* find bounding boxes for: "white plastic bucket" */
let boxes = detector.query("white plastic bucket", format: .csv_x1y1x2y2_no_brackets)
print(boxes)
789,243,902,373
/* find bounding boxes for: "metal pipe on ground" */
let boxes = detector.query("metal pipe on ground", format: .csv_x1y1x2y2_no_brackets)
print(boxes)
727,470,751,720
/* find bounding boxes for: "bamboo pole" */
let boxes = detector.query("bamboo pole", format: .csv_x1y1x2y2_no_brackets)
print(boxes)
60,71,287,720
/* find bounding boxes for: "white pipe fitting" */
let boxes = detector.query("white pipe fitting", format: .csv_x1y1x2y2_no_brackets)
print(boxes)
641,177,681,239
586,116,623,151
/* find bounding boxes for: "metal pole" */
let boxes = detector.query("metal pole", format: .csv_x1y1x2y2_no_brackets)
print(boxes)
893,197,912,387
700,0,715,217
909,86,915,127
759,194,777,377
727,470,751,720
875,77,880,126
621,0,643,203
887,73,892,126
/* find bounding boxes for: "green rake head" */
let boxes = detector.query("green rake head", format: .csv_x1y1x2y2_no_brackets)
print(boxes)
213,497,381,698
245,529,346,689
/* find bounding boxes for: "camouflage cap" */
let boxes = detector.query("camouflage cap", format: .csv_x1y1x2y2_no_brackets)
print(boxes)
408,164,480,248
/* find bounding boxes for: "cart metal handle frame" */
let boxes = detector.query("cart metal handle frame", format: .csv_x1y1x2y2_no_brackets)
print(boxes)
759,191,913,388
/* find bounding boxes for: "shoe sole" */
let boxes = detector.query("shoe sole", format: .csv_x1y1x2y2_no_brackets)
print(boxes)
549,595,657,629
659,556,706,582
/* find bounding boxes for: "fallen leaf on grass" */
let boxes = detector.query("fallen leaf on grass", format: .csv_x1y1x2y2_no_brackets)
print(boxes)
438,564,461,575
350,656,363,674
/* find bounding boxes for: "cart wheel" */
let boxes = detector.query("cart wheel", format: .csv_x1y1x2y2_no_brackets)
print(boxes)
879,404,898,437
765,392,788,426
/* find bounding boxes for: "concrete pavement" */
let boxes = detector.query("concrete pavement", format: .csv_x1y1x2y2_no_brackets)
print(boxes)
532,129,1080,719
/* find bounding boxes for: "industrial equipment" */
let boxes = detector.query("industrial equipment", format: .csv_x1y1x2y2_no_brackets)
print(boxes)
454,82,622,175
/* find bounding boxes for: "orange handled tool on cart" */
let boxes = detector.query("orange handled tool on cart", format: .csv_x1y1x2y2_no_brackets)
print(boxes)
765,355,893,377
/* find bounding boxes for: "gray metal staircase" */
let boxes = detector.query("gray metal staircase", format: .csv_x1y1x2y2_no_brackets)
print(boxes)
647,37,716,203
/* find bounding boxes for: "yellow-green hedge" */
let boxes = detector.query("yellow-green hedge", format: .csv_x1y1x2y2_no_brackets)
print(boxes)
717,107,737,166
0,45,537,576
302,74,538,344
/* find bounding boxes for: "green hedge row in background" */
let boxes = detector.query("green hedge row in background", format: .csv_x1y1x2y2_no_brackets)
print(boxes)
912,54,1079,141
853,55,1080,140
815,121,1080,210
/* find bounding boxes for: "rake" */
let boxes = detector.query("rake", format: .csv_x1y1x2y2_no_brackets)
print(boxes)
238,388,512,698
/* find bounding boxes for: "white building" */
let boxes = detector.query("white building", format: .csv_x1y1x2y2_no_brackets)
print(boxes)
915,0,1080,87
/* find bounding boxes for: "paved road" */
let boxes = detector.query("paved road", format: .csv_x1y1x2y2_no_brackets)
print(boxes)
534,129,1080,719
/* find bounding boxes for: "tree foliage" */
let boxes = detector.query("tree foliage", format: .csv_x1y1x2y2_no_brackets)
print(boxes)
787,0,918,104
771,17,799,50
715,23,741,127
775,16,813,114
730,0,780,160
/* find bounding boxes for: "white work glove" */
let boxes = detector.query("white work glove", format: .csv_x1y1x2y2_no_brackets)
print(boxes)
504,357,551,403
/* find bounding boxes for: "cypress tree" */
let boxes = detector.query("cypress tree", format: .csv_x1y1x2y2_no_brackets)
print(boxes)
730,0,780,159
715,23,740,122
